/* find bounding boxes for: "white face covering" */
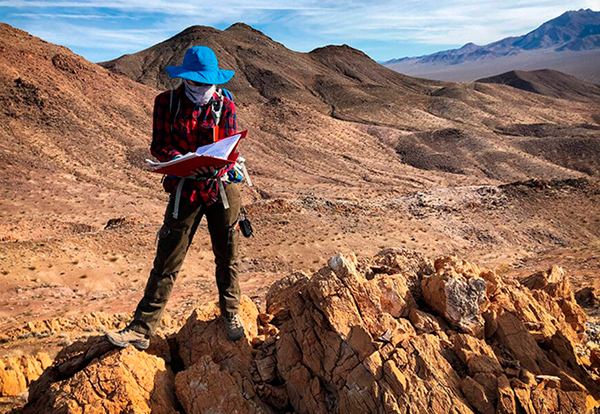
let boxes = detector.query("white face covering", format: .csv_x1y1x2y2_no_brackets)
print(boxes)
184,81,216,106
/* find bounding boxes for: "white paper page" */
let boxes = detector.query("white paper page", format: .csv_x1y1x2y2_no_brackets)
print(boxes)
145,152,198,168
195,134,241,159
145,133,241,168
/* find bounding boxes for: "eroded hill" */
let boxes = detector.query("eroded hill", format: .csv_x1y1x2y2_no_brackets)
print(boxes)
476,69,600,102
0,23,161,241
2,22,599,244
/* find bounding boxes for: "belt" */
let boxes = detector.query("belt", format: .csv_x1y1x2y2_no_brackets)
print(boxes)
172,176,229,219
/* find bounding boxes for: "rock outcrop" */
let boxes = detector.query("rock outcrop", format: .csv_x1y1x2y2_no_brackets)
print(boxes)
0,353,52,397
21,335,176,414
25,347,177,413
18,249,600,413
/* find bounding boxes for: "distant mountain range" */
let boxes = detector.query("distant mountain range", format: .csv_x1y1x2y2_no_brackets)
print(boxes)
383,9,600,83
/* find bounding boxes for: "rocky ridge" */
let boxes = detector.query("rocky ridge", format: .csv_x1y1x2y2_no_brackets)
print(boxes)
9,248,600,413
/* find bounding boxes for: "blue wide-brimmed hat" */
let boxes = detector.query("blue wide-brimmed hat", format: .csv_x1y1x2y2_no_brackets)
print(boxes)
166,46,234,85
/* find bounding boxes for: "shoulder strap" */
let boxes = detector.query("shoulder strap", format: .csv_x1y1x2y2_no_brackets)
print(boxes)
211,88,225,126
211,88,234,139
221,88,233,102
169,85,181,133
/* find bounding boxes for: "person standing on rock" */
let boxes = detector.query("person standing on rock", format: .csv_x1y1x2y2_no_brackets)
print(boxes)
106,46,245,349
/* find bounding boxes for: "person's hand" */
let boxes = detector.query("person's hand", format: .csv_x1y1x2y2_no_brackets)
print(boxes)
194,166,217,175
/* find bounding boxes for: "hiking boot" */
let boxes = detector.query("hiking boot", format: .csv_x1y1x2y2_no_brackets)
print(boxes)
225,314,245,341
105,327,149,350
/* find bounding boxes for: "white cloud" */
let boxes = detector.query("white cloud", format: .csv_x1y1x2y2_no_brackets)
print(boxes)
282,0,591,45
0,0,596,60
11,12,139,19
0,0,323,13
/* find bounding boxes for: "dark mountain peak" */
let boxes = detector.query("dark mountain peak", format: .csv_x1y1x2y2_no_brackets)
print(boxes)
541,8,599,28
384,8,600,76
223,22,279,47
309,44,371,60
562,8,596,18
225,22,262,33
175,25,221,38
513,8,600,50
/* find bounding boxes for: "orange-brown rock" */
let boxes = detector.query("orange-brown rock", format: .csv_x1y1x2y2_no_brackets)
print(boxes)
576,287,600,308
0,312,133,345
521,265,587,335
453,333,502,375
360,247,435,300
497,374,517,414
16,250,600,414
422,256,489,338
0,353,52,396
266,271,311,322
23,346,176,414
174,294,271,412
408,308,442,334
176,294,259,373
271,252,476,413
175,355,266,414
461,376,495,414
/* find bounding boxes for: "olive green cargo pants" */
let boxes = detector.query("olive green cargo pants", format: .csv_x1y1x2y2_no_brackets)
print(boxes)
130,183,241,336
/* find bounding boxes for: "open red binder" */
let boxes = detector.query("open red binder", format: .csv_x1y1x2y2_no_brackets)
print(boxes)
146,130,247,177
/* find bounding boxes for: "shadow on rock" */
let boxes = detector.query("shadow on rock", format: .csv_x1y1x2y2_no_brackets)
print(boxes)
20,334,178,414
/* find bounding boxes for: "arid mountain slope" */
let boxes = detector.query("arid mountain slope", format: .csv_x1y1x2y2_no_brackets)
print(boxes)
2,23,600,413
14,250,600,414
101,23,600,182
0,23,163,240
476,69,600,102
102,23,598,130
3,21,600,244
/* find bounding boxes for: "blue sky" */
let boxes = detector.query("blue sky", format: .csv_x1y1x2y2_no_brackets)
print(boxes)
0,1,596,63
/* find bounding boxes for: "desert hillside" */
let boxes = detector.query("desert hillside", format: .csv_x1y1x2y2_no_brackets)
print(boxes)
102,22,600,185
0,23,161,242
4,21,599,244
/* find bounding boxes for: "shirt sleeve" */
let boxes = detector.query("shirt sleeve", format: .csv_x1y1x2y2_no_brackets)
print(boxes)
150,92,182,162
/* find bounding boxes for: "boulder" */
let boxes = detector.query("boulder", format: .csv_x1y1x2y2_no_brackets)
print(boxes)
0,353,52,396
176,294,260,373
521,266,587,335
575,287,600,308
361,247,435,300
175,355,267,414
23,346,176,414
453,333,502,375
421,256,488,337
461,376,495,414
174,294,271,412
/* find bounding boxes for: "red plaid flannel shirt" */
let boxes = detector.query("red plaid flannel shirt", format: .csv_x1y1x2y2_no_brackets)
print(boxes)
151,84,237,206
